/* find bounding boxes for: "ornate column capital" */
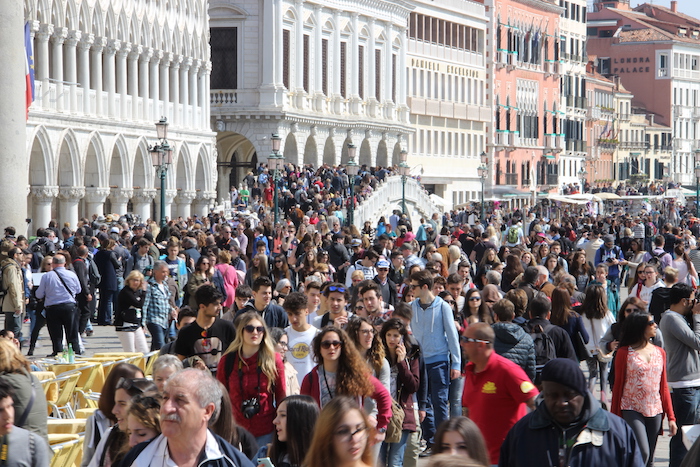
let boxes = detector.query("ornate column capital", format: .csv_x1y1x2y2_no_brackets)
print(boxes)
84,187,111,203
164,190,177,204
171,54,183,69
196,190,216,201
133,188,157,202
128,45,143,61
140,47,154,63
29,20,41,34
181,57,193,71
117,42,132,58
161,52,174,66
151,50,163,65
177,190,196,202
106,39,121,55
92,36,107,52
78,34,95,51
31,185,59,201
52,27,68,44
110,188,134,203
66,30,82,47
58,187,85,200
37,24,54,42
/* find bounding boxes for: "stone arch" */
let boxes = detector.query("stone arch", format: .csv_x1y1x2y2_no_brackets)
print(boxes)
283,6,297,21
340,136,352,165
83,132,106,187
65,0,78,30
303,136,318,166
391,142,402,168
174,143,192,194
150,21,161,51
322,136,335,166
283,133,298,164
109,135,130,188
359,138,372,167
27,126,53,187
117,11,129,42
216,131,257,198
50,0,64,28
92,2,104,37
56,129,81,186
195,146,207,191
104,5,116,39
376,139,388,168
79,0,90,34
133,138,152,189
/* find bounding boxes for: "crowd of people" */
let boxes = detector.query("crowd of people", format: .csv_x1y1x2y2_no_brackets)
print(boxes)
5,160,700,467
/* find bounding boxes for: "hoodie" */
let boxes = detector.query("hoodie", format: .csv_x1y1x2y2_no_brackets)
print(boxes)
493,322,536,381
410,296,461,372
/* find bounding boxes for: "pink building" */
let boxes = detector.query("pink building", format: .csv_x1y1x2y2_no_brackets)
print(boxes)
486,0,563,207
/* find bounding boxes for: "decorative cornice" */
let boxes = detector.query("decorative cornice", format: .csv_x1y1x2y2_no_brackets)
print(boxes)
31,185,58,201
58,187,86,200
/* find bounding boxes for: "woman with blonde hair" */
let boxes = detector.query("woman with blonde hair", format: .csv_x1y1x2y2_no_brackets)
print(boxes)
303,396,374,467
0,339,48,442
216,311,286,446
114,270,149,353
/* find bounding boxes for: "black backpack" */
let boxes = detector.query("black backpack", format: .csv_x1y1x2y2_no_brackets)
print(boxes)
527,323,557,385
647,250,666,268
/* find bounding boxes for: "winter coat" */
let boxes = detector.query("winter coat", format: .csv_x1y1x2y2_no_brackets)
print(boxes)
493,322,536,381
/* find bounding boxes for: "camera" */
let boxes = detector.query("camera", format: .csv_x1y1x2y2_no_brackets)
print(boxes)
241,398,260,419
606,258,614,263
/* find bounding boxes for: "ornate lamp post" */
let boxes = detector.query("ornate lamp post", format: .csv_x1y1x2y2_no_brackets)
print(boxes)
477,162,488,225
398,149,410,215
268,133,283,225
578,167,587,194
150,117,173,228
346,143,359,227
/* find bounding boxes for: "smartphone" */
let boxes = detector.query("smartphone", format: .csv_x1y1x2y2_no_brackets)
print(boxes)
258,458,274,467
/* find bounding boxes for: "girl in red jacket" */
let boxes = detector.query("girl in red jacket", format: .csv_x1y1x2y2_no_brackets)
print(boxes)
216,311,286,446
611,311,676,467
300,325,392,446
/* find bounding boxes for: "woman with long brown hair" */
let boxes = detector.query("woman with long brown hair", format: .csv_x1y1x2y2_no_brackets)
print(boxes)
244,254,269,287
549,287,589,360
569,250,594,293
580,284,616,402
300,326,392,443
501,254,524,293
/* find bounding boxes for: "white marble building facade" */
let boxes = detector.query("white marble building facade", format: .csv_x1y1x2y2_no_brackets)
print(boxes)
25,0,216,231
210,0,414,201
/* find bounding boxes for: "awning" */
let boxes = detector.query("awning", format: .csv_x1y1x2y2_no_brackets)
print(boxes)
594,192,621,200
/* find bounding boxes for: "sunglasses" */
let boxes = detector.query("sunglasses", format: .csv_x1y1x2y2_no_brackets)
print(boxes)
469,296,482,301
334,425,367,442
460,336,491,344
445,300,456,305
244,325,265,334
328,285,346,293
647,320,656,326
321,340,342,349
116,377,150,393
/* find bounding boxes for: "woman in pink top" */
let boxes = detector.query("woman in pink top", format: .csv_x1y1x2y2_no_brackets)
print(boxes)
611,311,677,467
215,249,239,311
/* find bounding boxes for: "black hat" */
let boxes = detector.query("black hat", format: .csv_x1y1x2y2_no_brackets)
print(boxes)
541,358,587,396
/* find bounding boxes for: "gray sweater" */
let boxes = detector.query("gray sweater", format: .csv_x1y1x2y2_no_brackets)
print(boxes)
659,310,700,384
6,426,51,467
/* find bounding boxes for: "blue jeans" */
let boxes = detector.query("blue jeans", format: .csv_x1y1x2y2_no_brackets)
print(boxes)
426,360,450,444
670,387,700,467
147,323,167,351
97,288,117,324
449,376,464,418
379,430,411,467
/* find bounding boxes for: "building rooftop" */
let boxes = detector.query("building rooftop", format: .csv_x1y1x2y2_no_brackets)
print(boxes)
592,3,700,44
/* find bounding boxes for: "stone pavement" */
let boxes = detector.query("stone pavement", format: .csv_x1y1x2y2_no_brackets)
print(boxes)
23,319,673,467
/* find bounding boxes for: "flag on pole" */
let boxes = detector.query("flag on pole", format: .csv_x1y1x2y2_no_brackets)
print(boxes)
24,22,35,119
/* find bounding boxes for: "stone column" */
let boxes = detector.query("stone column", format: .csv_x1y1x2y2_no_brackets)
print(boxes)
65,30,81,113
349,13,360,114
150,51,161,119
51,28,67,112
294,0,304,92
109,188,133,216
128,46,141,119
201,62,211,129
139,48,152,121
91,37,106,115
83,187,110,218
368,19,376,102
0,1,29,231
104,40,119,118
116,42,131,119
132,189,156,223
170,55,181,125
30,186,58,232
180,57,192,126
77,35,93,114
164,190,177,221
160,53,171,121
36,24,53,109
189,60,200,128
193,190,212,217
175,190,196,219
58,187,85,228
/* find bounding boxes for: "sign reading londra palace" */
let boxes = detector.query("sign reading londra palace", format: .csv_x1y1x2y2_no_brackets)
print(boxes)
410,58,482,78
612,56,652,74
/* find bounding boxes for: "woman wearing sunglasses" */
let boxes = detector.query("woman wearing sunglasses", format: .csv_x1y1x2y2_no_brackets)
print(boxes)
300,326,392,445
216,311,286,447
610,311,676,466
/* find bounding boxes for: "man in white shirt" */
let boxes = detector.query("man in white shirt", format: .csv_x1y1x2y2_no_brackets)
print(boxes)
283,292,319,380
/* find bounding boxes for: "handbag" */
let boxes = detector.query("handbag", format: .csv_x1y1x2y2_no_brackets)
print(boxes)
596,346,614,363
385,397,405,444
573,331,592,361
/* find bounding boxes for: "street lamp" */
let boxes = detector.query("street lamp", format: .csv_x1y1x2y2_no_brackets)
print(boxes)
150,117,173,228
694,149,700,215
477,163,488,225
398,149,410,215
268,133,283,225
578,167,587,193
346,143,359,227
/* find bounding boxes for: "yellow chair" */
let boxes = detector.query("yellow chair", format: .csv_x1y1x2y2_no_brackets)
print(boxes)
73,364,103,408
50,437,82,467
48,372,81,419
74,407,97,419
143,351,159,376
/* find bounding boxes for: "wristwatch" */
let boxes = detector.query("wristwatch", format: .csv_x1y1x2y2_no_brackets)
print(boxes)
377,427,387,434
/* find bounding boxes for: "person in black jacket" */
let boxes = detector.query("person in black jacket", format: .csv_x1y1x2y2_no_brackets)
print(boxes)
118,368,255,467
115,271,149,353
326,233,350,283
94,238,121,325
72,246,93,337
527,294,577,363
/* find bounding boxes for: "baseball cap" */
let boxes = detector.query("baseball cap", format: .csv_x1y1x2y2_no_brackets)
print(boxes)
377,260,390,269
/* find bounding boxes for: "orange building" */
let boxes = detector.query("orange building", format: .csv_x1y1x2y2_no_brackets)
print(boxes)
486,0,564,207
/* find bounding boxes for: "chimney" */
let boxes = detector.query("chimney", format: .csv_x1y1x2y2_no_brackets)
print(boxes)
671,0,677,12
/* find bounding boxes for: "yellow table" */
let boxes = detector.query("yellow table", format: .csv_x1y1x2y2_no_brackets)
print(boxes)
49,362,106,393
47,433,80,444
47,419,86,434
93,352,143,358
32,371,58,403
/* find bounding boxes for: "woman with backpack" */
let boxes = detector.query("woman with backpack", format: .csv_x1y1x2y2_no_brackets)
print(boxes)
580,284,616,405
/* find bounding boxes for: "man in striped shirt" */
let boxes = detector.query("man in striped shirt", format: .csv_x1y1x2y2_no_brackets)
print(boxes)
144,260,173,351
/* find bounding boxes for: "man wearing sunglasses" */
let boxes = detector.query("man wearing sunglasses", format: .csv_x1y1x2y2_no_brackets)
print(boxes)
312,283,351,329
461,323,538,466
